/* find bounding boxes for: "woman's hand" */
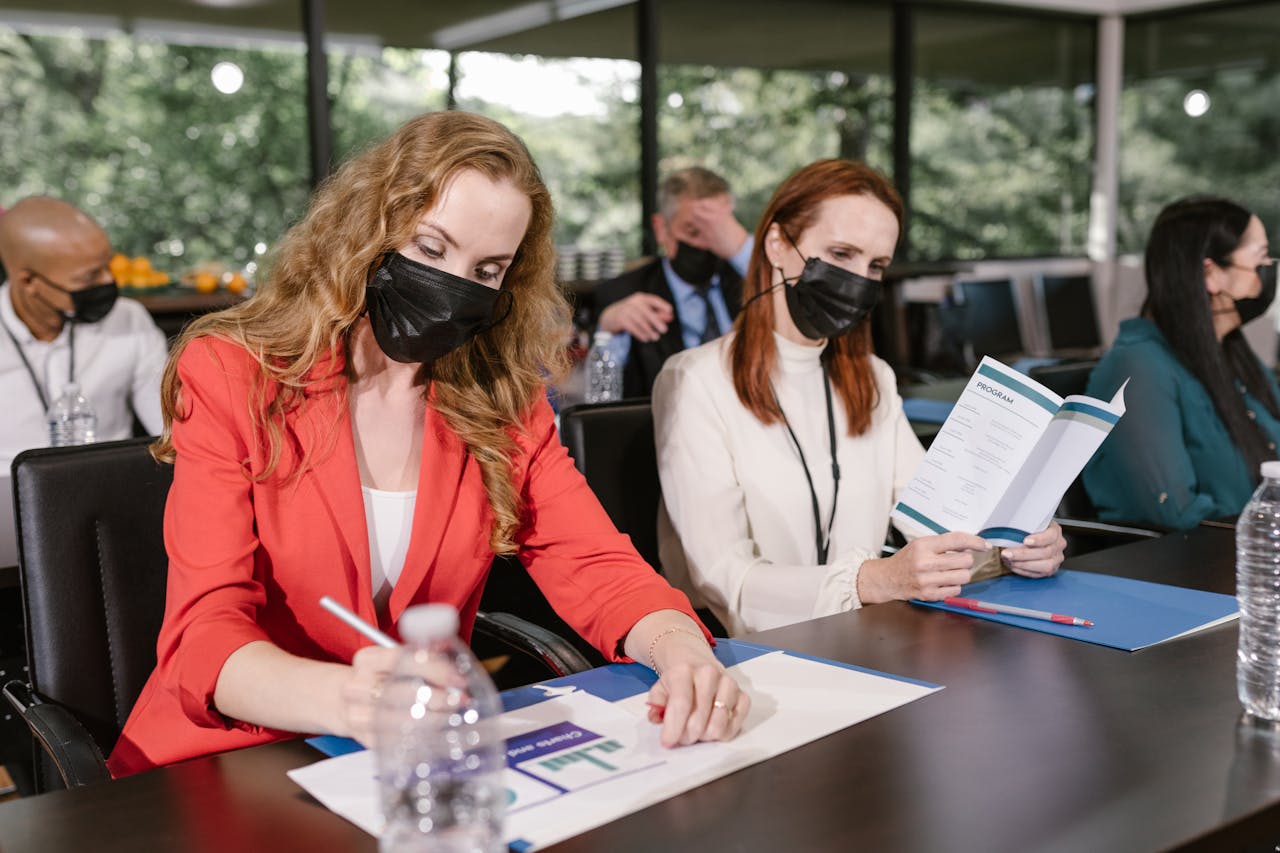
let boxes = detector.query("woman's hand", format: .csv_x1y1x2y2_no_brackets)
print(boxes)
646,629,750,748
624,610,750,748
1001,521,1066,578
335,644,399,747
858,531,991,604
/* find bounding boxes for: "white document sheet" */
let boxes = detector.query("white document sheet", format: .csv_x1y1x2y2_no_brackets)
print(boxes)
288,650,940,851
892,357,1125,546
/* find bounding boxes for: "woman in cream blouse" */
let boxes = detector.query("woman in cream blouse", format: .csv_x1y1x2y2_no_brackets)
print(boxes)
654,159,1066,636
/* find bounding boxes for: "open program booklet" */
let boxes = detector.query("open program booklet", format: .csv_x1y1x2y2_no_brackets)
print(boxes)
892,356,1126,547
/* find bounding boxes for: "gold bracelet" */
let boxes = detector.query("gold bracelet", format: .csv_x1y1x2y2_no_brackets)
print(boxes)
647,626,705,674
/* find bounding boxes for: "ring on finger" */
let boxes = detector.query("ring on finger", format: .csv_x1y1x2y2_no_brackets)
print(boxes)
713,699,736,719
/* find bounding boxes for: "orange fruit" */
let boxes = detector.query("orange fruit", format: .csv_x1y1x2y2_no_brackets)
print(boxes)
131,256,153,276
109,253,130,279
193,272,218,293
226,273,248,293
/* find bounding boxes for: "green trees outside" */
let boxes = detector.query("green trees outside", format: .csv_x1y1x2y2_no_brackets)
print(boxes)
0,30,312,268
1,24,1275,275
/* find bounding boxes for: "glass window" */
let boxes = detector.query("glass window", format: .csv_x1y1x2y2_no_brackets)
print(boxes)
1120,4,1280,253
911,9,1095,261
657,0,894,238
454,52,641,256
328,44,450,165
0,23,310,275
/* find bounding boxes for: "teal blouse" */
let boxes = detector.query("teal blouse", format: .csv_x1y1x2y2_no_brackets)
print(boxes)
1083,317,1280,530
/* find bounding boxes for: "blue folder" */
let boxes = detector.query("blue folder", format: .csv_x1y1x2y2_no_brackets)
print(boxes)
914,570,1238,651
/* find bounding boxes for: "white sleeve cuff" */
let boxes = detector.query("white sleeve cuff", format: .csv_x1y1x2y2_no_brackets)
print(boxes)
810,548,876,618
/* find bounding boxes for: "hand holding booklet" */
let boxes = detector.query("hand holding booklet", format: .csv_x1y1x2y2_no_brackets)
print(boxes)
892,356,1126,547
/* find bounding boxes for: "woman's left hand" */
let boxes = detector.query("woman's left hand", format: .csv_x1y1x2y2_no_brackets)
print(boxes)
1001,521,1067,578
645,630,750,748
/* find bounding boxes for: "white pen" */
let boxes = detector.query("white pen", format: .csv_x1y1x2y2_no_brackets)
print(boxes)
319,595,398,648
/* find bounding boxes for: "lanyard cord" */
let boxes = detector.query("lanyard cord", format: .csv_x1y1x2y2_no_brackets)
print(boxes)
2,318,74,412
772,362,841,564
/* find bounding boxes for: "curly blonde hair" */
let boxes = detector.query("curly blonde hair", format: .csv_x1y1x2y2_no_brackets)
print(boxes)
154,111,571,553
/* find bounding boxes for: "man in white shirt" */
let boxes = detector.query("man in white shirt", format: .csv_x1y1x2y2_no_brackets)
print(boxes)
594,167,753,397
0,196,168,472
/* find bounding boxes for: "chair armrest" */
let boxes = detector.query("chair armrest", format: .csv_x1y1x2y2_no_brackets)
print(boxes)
473,612,593,678
3,680,111,789
1055,517,1163,542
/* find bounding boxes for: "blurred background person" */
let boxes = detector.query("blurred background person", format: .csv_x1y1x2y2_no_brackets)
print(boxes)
0,195,167,468
594,166,752,397
654,159,1065,636
1085,196,1280,530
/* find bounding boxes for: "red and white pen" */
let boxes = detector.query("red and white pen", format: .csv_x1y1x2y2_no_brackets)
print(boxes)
943,596,1094,627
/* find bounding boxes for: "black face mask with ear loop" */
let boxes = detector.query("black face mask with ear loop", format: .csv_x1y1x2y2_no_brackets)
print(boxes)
364,251,512,365
778,232,883,340
31,271,119,324
669,241,719,287
1235,261,1278,325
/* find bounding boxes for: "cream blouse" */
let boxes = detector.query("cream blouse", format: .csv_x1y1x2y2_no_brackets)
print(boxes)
654,332,925,636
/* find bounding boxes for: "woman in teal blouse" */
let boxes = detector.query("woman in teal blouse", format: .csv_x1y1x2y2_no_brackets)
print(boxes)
1085,196,1280,530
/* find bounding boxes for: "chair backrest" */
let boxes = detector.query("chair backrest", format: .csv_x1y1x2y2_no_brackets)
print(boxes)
1036,274,1101,352
558,400,661,570
12,438,171,788
955,278,1023,364
1026,359,1097,400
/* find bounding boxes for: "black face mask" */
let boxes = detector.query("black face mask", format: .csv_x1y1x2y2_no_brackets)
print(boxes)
365,252,512,365
32,271,118,324
669,241,719,287
782,256,883,341
1235,261,1278,325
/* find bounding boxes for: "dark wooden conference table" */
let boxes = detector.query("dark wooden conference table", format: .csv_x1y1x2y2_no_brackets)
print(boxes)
1,524,1274,852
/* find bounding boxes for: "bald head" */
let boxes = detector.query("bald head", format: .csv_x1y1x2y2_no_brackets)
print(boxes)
0,196,109,273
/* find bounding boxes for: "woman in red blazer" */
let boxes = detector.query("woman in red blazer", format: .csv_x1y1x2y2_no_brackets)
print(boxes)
108,112,749,777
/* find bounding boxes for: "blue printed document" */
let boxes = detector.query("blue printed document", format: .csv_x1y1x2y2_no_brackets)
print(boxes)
289,640,941,852
914,570,1239,651
892,356,1127,547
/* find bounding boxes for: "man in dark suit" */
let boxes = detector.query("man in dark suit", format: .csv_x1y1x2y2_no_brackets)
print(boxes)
594,167,752,397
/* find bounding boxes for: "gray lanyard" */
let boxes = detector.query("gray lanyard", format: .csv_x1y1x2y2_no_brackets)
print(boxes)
2,318,74,411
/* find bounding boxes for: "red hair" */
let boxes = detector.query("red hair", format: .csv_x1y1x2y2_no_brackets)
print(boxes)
730,159,904,435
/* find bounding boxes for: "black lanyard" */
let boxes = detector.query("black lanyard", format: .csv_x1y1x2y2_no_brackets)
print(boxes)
2,318,74,412
772,363,841,564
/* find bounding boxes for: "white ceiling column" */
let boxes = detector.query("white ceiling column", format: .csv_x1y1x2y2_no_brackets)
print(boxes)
1089,13,1124,344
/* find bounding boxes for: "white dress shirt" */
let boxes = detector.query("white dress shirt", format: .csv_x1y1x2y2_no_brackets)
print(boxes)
0,281,168,469
654,332,925,636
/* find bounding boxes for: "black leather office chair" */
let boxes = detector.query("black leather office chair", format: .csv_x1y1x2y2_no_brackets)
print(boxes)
954,278,1024,367
1035,274,1101,355
559,400,662,570
5,438,590,793
558,400,731,636
1027,359,1097,400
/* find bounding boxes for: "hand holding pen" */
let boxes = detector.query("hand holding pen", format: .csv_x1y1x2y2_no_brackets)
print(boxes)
320,597,400,747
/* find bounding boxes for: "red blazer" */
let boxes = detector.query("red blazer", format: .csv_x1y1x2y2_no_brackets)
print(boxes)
108,337,701,776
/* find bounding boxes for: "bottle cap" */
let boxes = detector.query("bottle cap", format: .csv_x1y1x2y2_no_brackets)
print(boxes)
592,330,613,346
398,604,459,643
1263,461,1280,481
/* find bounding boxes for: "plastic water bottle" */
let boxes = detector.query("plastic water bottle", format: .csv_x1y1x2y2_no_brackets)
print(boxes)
46,382,97,447
585,330,622,404
1236,460,1280,722
374,604,506,853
